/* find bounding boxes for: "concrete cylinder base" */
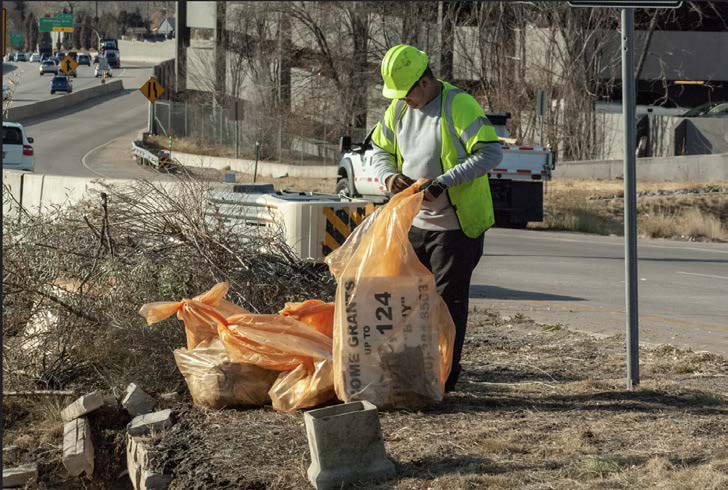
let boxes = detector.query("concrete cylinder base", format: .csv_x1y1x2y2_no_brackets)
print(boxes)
304,401,396,490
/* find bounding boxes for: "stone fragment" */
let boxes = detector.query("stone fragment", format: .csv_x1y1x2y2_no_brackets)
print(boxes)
2,464,38,488
127,409,173,437
63,417,94,476
60,391,105,422
140,470,172,490
122,383,156,416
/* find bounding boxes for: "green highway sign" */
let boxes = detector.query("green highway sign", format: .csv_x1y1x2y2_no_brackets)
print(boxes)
9,32,23,47
39,14,74,33
56,13,73,24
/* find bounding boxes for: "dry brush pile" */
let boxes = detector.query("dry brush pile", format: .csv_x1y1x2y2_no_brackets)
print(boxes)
2,176,336,396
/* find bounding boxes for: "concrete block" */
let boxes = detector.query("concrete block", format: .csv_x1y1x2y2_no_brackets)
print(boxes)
126,435,141,489
2,464,38,488
122,383,156,416
61,391,105,422
63,417,94,477
304,401,395,490
127,409,173,436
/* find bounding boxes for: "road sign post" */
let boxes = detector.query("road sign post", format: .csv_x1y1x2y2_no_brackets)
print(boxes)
621,8,639,389
568,0,683,389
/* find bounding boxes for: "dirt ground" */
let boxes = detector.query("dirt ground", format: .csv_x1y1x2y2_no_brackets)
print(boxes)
137,309,726,490
3,303,726,489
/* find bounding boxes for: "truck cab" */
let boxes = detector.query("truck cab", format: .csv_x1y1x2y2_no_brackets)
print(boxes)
337,113,555,228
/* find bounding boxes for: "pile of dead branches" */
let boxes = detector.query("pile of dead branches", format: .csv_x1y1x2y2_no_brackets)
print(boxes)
2,176,335,395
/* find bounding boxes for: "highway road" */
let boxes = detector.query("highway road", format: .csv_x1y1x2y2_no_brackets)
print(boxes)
3,59,121,107
473,228,728,355
12,62,160,178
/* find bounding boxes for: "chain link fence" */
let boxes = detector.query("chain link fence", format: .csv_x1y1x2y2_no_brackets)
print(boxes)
152,100,369,165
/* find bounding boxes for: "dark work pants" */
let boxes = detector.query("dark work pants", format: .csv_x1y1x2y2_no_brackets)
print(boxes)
408,226,484,391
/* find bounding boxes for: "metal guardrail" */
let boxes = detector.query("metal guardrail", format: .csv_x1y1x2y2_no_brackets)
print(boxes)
131,140,174,170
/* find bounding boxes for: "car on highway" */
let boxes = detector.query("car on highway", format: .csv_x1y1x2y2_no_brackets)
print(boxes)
2,122,35,172
94,59,113,78
78,53,91,66
50,75,73,95
41,53,52,62
40,60,59,75
30,53,41,62
68,51,78,62
15,52,28,62
3,82,11,100
104,50,120,69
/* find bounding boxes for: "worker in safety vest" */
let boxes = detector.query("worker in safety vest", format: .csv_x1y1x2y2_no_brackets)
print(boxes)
370,44,503,392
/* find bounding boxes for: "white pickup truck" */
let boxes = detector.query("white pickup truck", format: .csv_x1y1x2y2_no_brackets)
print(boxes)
336,113,555,228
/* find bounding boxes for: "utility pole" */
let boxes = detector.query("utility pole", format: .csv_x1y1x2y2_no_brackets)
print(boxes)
175,1,189,96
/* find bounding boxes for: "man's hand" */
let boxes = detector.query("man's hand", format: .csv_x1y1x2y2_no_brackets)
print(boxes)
421,179,447,202
386,173,415,194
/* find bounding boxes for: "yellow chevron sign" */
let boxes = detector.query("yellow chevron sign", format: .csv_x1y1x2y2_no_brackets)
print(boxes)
139,76,164,103
322,205,375,256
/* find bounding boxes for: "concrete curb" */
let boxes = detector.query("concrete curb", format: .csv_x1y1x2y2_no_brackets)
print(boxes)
6,80,125,122
171,151,338,180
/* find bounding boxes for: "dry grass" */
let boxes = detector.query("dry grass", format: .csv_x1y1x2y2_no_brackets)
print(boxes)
145,134,236,158
536,179,728,241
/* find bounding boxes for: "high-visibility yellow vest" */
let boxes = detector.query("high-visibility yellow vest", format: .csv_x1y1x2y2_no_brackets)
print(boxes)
371,80,500,238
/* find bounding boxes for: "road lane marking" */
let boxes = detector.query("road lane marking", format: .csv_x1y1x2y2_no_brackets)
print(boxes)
81,138,122,178
677,271,728,280
494,232,728,254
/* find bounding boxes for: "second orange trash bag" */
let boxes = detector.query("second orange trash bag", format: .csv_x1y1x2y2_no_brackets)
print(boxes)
218,314,336,411
325,182,456,409
139,282,247,350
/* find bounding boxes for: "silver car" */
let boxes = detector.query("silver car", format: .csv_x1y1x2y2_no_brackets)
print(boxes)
94,60,113,78
40,60,58,75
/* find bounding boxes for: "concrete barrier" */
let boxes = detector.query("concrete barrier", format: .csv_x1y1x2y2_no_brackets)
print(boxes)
171,151,338,179
554,152,728,182
2,170,25,217
2,170,212,218
118,39,175,64
6,80,124,122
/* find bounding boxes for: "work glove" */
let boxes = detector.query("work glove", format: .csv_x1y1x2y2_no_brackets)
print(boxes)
420,179,447,202
386,173,415,194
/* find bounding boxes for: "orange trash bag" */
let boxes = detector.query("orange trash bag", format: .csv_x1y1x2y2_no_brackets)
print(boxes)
173,337,278,409
139,282,247,350
324,181,456,408
279,300,335,338
218,314,336,412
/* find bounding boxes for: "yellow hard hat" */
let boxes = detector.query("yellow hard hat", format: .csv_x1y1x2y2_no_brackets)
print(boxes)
380,44,428,99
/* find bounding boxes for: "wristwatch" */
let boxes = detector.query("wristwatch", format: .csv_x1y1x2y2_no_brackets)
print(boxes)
425,179,447,198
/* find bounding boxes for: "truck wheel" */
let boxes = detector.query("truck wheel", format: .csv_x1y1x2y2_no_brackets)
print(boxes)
335,178,351,197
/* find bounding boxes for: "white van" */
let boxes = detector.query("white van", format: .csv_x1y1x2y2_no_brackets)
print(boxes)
2,122,35,171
